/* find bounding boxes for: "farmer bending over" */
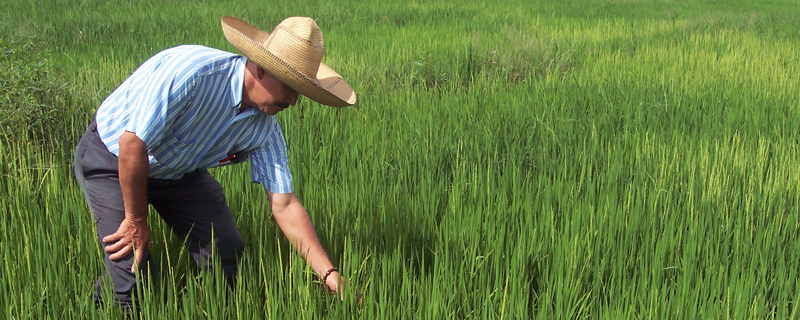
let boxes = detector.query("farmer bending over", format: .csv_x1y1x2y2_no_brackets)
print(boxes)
73,16,356,309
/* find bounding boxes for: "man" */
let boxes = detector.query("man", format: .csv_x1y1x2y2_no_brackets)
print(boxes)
73,16,356,308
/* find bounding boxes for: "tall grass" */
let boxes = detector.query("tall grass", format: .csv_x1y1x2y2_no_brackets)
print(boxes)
1,0,798,318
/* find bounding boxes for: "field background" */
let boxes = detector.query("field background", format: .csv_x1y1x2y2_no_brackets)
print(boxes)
1,0,799,318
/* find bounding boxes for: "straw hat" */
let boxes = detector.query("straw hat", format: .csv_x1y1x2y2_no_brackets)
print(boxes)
221,16,356,107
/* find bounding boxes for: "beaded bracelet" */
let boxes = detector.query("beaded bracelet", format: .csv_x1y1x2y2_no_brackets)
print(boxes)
321,267,339,284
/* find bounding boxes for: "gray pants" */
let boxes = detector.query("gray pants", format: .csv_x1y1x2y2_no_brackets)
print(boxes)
73,121,245,307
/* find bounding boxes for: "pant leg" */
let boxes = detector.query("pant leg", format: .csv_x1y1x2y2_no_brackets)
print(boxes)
73,121,152,308
147,170,245,278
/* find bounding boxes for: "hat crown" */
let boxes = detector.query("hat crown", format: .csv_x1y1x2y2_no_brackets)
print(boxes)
264,17,324,78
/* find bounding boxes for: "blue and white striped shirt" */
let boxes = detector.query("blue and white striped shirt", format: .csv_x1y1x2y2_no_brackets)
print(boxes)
96,45,293,193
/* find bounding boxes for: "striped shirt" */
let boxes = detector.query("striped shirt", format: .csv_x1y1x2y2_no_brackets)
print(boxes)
95,45,293,193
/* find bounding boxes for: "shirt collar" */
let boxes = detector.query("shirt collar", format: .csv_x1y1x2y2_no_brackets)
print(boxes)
231,56,246,110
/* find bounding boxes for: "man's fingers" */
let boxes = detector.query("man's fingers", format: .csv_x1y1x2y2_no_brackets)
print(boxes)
102,232,122,244
131,246,146,273
104,237,127,253
108,243,133,261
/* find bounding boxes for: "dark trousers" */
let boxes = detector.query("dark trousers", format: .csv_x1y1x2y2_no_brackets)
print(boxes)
73,121,245,307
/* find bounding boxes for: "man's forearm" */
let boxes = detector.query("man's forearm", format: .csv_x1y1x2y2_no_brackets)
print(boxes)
271,197,336,278
118,131,150,221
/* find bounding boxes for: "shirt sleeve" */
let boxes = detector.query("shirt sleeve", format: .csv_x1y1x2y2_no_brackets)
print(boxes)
248,120,294,193
123,57,196,148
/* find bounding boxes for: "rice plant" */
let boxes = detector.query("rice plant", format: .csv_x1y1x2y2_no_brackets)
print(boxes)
1,0,798,318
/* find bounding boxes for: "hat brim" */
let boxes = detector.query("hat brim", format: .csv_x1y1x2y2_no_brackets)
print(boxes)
221,16,356,107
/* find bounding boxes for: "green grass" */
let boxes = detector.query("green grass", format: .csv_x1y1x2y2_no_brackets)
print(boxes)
1,0,799,318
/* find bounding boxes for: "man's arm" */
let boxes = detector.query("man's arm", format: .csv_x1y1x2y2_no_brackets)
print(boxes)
102,131,152,272
267,191,341,293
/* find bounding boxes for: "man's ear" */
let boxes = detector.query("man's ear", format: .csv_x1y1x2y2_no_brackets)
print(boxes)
256,65,266,80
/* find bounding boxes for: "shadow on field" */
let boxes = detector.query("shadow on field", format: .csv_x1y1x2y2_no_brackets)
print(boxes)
356,206,438,278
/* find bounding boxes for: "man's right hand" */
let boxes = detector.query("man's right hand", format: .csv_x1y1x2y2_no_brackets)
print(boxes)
102,217,152,273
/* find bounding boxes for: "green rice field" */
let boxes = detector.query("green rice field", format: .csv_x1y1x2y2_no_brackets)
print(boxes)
1,0,799,318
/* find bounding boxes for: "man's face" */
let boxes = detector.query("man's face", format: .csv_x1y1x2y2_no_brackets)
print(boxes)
244,65,300,115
